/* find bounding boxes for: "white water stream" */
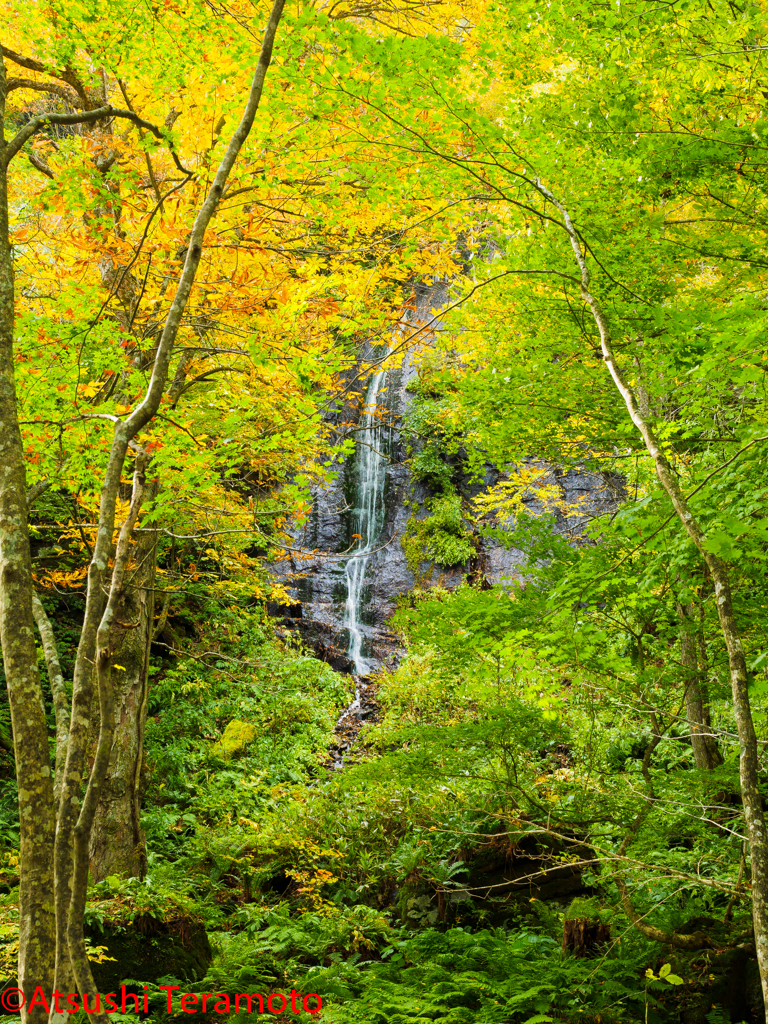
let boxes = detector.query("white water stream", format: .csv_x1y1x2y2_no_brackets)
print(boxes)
343,363,389,674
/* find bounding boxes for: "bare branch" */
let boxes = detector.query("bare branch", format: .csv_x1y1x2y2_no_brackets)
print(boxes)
27,151,55,179
614,873,717,949
116,78,162,202
26,478,52,505
3,104,192,175
0,45,91,107
6,77,84,108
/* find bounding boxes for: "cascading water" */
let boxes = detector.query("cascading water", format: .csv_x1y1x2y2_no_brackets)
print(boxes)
343,362,389,674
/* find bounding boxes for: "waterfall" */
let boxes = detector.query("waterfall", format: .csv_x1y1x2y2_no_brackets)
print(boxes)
343,362,389,674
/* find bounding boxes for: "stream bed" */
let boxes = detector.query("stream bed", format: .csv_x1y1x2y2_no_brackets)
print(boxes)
328,675,381,770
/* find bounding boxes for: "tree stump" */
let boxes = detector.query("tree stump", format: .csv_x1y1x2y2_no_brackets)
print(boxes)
562,917,611,957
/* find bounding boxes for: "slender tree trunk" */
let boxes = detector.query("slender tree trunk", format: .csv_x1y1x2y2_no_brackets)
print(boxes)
0,56,56,1024
29,596,77,1024
67,456,149,1009
536,180,768,1017
31,595,70,802
678,602,722,770
90,522,157,881
55,7,287,1019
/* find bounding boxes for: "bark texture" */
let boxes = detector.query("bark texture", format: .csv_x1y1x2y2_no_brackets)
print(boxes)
1,5,286,1019
68,456,149,1010
562,917,610,957
56,7,286,1020
31,594,70,801
89,522,157,881
29,596,77,1024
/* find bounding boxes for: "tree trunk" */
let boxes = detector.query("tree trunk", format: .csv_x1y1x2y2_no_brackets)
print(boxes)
0,56,56,1024
29,596,78,1024
31,595,70,802
679,602,722,770
536,180,768,1018
89,523,157,881
562,917,611,957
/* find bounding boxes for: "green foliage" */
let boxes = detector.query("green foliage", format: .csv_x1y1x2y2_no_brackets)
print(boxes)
5,0,768,1020
233,902,392,959
705,1009,748,1024
401,495,475,575
645,963,684,988
311,926,653,1024
0,778,18,851
142,607,347,850
409,443,456,493
403,365,466,493
563,898,610,924
84,872,202,930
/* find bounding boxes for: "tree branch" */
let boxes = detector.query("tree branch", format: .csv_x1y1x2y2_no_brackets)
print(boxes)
614,873,717,949
50,3,287,1016
3,104,192,175
116,78,162,202
27,151,55,179
0,45,90,107
535,175,768,1006
26,478,52,506
6,77,84,108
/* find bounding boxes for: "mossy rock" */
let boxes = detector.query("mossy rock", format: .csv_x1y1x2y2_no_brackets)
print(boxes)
87,915,212,990
213,719,256,758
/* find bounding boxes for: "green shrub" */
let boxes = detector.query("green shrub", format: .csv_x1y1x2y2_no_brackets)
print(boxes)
401,494,474,574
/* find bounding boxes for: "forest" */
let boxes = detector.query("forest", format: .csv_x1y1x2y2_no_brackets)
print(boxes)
1,0,768,1022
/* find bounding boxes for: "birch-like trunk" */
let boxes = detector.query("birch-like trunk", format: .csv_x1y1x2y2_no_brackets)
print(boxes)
89,524,157,881
29,596,77,1024
537,180,768,1018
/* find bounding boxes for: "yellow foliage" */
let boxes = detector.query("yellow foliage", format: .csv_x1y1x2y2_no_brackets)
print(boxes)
473,465,585,522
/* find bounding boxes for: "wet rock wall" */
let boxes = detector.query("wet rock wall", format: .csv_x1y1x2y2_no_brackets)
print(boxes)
272,280,622,675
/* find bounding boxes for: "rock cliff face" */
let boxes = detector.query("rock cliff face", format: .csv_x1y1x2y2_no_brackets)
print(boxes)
273,281,622,675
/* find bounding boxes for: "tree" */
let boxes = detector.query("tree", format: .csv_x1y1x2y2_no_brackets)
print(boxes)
1,0,286,1014
7,0,768,1016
